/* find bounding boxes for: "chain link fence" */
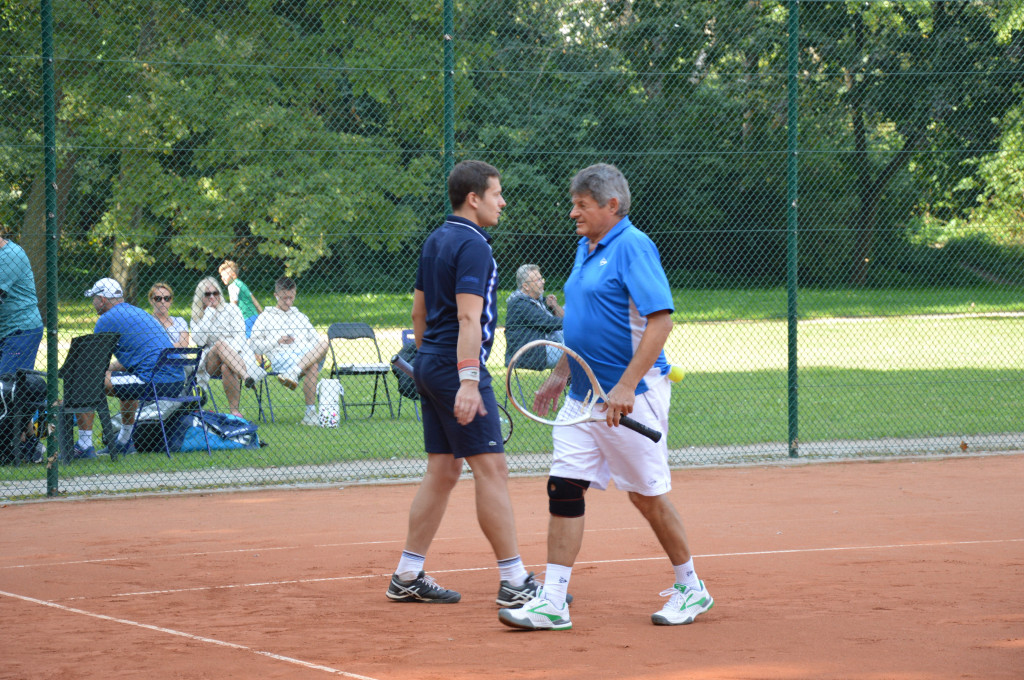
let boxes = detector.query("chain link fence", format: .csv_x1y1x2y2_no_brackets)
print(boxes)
2,0,1022,498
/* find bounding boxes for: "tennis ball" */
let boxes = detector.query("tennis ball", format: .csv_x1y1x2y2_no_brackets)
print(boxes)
667,365,685,383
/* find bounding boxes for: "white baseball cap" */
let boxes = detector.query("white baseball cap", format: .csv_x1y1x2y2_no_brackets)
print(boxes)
84,277,124,299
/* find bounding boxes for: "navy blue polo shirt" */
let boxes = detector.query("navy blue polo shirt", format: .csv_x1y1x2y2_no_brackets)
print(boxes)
415,216,499,362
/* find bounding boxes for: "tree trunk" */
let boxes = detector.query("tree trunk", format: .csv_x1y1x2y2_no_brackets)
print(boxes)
109,204,144,305
21,156,78,322
109,6,157,306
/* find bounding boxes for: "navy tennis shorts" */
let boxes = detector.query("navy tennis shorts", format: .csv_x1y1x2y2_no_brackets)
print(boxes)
414,351,504,458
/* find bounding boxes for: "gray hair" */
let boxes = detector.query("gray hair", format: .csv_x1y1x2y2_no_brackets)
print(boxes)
515,264,541,289
569,163,631,216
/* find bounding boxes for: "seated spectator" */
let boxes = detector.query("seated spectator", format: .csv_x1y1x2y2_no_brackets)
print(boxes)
504,264,564,370
148,282,189,348
249,277,328,427
0,234,44,374
190,277,266,419
219,260,263,323
70,278,186,459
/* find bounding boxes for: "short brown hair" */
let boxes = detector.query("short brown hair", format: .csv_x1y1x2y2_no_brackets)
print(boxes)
448,160,500,211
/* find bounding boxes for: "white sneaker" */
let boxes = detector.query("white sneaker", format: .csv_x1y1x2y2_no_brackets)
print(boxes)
498,594,572,631
278,370,299,390
651,581,714,626
300,412,319,426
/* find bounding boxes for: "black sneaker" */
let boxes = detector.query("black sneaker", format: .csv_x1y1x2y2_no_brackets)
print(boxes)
496,572,573,608
386,571,461,603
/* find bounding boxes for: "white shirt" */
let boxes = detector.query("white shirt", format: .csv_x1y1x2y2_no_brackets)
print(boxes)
249,306,320,357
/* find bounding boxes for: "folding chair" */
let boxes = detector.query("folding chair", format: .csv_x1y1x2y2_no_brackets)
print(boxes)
327,322,394,419
134,347,212,458
57,333,120,462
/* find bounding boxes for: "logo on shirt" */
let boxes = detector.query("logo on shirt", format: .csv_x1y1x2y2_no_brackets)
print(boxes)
599,258,608,266
461,275,480,284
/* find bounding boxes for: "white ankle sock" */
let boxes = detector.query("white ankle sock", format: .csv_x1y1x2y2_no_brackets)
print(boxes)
497,555,528,586
543,563,573,608
77,430,93,447
117,423,134,444
673,558,700,589
396,550,425,581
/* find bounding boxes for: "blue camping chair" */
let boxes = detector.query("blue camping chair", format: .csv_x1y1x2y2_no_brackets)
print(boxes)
395,329,420,421
134,347,212,458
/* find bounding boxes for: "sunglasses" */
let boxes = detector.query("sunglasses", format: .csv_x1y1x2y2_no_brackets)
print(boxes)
204,291,221,298
151,295,172,302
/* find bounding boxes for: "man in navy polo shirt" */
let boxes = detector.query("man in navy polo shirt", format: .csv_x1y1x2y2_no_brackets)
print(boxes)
499,164,713,631
386,160,542,609
68,278,184,460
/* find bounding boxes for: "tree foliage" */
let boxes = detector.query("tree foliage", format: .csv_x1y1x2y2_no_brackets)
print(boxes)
1,0,1021,291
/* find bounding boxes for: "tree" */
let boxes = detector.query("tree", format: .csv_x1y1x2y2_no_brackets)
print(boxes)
800,1,1018,286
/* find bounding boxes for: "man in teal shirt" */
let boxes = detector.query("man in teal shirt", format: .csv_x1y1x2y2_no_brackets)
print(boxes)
0,236,44,374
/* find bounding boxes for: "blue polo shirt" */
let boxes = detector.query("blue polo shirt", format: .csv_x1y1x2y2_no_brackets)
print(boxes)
0,241,43,337
562,216,673,400
95,302,182,383
415,216,499,362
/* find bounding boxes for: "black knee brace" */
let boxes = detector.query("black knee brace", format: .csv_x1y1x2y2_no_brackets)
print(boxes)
548,476,591,518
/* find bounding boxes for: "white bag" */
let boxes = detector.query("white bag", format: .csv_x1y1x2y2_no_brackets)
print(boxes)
317,379,343,427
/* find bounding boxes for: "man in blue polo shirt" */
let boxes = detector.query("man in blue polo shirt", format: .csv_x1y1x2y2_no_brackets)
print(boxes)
69,277,184,460
385,160,543,610
499,164,713,632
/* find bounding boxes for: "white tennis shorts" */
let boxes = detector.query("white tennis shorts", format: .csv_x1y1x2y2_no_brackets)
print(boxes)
270,342,317,376
550,372,672,496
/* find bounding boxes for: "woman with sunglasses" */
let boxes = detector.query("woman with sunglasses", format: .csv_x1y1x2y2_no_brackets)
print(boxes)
190,277,266,418
148,282,190,349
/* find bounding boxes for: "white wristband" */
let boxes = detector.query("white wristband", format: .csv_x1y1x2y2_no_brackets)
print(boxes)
458,367,480,382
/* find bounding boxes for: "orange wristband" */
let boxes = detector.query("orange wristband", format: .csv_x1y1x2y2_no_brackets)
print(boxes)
457,358,480,382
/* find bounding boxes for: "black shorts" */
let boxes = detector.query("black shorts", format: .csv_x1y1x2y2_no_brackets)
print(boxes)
414,351,504,459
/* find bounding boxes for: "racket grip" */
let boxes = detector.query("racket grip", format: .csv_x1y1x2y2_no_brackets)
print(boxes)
620,415,662,443
391,355,413,378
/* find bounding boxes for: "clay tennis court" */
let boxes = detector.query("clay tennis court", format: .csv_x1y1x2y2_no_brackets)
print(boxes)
2,453,1021,679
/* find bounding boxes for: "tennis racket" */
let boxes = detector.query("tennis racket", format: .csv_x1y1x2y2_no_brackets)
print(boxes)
505,339,662,443
391,354,513,445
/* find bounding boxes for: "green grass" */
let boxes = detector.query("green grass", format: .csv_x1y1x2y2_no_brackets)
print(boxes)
54,285,1024,334
6,287,1021,488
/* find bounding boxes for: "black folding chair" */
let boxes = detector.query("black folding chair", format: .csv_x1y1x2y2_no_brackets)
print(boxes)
57,333,120,462
327,322,394,419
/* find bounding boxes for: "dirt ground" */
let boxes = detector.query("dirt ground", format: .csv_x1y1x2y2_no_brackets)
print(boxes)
2,454,1022,679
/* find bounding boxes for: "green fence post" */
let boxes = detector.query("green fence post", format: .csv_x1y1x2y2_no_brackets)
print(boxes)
41,0,60,494
786,0,800,458
443,0,454,211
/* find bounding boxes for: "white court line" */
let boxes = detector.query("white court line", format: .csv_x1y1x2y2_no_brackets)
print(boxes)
0,589,379,680
62,537,1024,602
2,527,642,571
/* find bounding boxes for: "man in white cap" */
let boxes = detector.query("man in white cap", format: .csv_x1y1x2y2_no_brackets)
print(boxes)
69,278,184,460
